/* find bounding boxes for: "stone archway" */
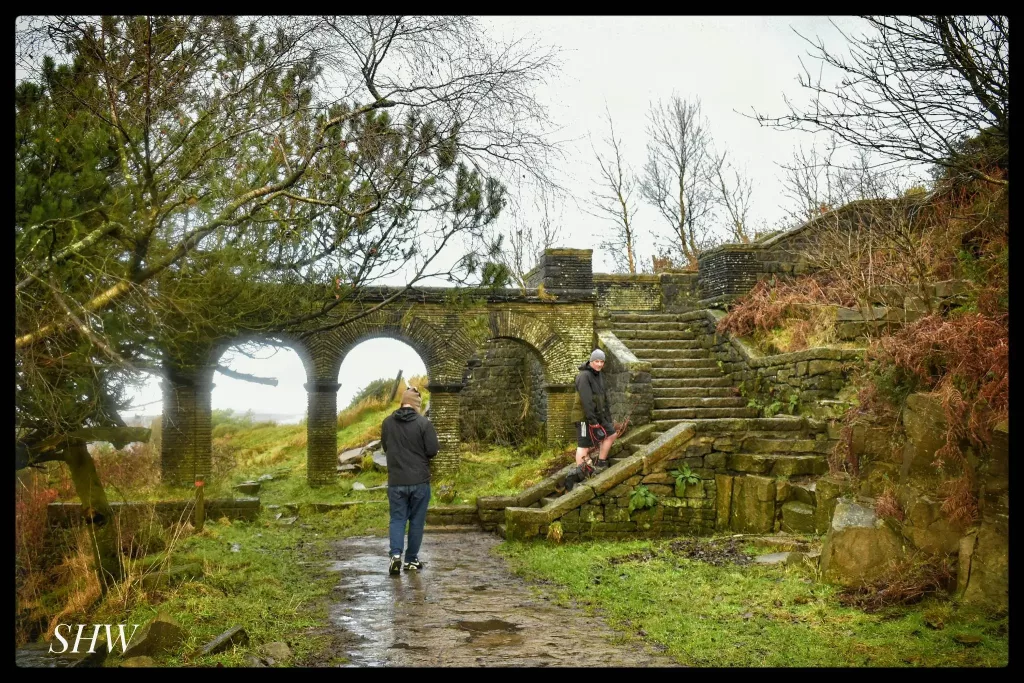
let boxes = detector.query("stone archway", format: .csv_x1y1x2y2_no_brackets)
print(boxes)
159,332,315,486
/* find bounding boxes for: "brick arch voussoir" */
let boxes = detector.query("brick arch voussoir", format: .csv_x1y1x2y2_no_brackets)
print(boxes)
486,310,575,385
203,332,316,384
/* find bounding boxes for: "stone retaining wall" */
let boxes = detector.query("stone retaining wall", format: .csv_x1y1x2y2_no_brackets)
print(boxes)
46,497,260,528
460,339,546,442
679,310,862,416
425,505,480,527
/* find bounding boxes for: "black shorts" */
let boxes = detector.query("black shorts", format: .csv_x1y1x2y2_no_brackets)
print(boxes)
576,421,616,448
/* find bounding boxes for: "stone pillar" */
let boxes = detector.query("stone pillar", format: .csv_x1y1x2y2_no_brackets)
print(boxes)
160,375,214,486
426,383,463,479
544,384,576,446
305,381,341,487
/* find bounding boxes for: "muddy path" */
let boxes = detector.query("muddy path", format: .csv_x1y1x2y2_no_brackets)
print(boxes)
315,532,678,667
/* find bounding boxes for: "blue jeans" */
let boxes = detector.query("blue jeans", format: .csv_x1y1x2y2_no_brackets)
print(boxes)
388,482,431,560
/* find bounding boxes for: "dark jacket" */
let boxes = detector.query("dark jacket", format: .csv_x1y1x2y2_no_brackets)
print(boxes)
575,361,612,427
381,406,439,486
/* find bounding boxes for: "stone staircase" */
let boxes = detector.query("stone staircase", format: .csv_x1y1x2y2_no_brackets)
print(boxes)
495,310,837,535
609,312,758,423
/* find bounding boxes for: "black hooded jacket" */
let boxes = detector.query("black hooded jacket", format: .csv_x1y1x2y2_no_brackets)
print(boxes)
381,406,439,486
575,361,612,427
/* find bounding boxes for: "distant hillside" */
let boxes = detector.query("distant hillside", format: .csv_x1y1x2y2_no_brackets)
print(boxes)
121,412,305,427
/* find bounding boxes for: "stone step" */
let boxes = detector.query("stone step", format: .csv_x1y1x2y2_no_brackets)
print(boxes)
496,524,507,538
653,386,739,398
540,496,559,507
741,437,834,454
625,339,704,350
424,524,482,533
610,321,686,331
631,345,705,357
609,313,694,323
652,407,761,420
688,416,826,433
613,329,697,341
646,358,720,369
724,453,830,477
635,349,710,360
652,377,734,388
654,397,750,409
649,368,728,379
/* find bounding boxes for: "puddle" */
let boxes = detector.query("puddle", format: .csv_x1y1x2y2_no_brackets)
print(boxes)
454,619,522,633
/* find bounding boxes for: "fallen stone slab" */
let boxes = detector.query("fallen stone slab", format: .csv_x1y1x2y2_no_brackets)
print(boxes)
257,473,274,482
198,626,249,657
754,552,791,565
233,481,261,496
372,450,388,471
337,464,358,474
337,447,366,466
277,516,298,525
122,612,184,658
141,563,204,590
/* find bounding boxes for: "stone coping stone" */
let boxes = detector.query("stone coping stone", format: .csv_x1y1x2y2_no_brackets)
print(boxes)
597,330,650,372
728,335,864,367
594,273,661,283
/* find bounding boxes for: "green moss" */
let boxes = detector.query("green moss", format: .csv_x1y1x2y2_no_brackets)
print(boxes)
499,538,1008,667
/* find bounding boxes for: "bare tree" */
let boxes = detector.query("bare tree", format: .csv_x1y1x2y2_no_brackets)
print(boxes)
588,106,639,274
778,136,913,226
711,151,755,244
483,184,565,291
639,95,719,270
753,16,1009,187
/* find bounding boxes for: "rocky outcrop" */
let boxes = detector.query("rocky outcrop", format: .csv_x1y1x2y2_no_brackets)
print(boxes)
820,498,906,586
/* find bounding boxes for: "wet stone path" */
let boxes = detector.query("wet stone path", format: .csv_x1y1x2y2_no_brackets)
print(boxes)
323,532,678,667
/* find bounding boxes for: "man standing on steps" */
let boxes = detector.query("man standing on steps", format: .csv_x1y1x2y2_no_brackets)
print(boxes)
381,387,438,575
564,349,618,491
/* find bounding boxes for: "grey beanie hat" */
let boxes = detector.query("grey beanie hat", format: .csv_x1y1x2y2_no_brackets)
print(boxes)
590,349,606,362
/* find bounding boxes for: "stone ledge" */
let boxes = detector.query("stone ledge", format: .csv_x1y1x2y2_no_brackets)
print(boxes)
597,331,651,373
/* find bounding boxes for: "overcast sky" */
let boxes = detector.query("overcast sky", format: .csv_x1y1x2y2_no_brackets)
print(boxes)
122,15,872,422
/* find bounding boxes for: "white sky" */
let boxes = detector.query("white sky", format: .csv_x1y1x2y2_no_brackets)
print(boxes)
122,16,872,422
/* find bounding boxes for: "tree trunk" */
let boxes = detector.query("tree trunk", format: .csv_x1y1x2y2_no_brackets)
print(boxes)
63,440,123,592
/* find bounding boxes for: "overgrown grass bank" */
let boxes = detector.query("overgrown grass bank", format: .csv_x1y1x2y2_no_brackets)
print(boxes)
499,538,1008,667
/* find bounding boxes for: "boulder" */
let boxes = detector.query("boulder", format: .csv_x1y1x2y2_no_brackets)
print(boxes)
754,552,790,565
261,641,292,662
123,612,184,658
820,498,906,587
781,501,816,534
729,475,776,534
899,490,961,555
119,656,156,667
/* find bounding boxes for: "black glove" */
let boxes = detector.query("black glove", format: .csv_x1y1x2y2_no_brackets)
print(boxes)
588,423,607,443
601,422,614,435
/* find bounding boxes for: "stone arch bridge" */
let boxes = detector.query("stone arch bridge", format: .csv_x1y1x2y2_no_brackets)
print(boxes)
160,250,611,486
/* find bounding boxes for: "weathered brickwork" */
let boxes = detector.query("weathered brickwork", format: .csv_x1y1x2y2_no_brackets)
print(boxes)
525,248,594,291
306,381,342,486
160,374,214,486
594,274,662,311
460,339,545,443
427,389,464,478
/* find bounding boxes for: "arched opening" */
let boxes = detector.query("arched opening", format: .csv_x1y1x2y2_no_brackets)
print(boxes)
460,339,547,446
336,338,428,414
211,341,309,424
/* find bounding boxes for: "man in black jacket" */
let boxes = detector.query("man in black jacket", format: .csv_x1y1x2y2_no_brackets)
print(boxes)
564,349,618,491
380,387,439,575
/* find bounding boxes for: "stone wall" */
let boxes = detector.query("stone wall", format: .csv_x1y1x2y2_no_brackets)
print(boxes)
596,331,652,427
460,339,545,443
594,274,662,312
425,505,480,527
502,418,836,541
680,310,861,417
525,248,594,292
47,497,261,528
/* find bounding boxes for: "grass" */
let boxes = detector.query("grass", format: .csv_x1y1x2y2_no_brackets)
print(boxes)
498,538,1009,667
